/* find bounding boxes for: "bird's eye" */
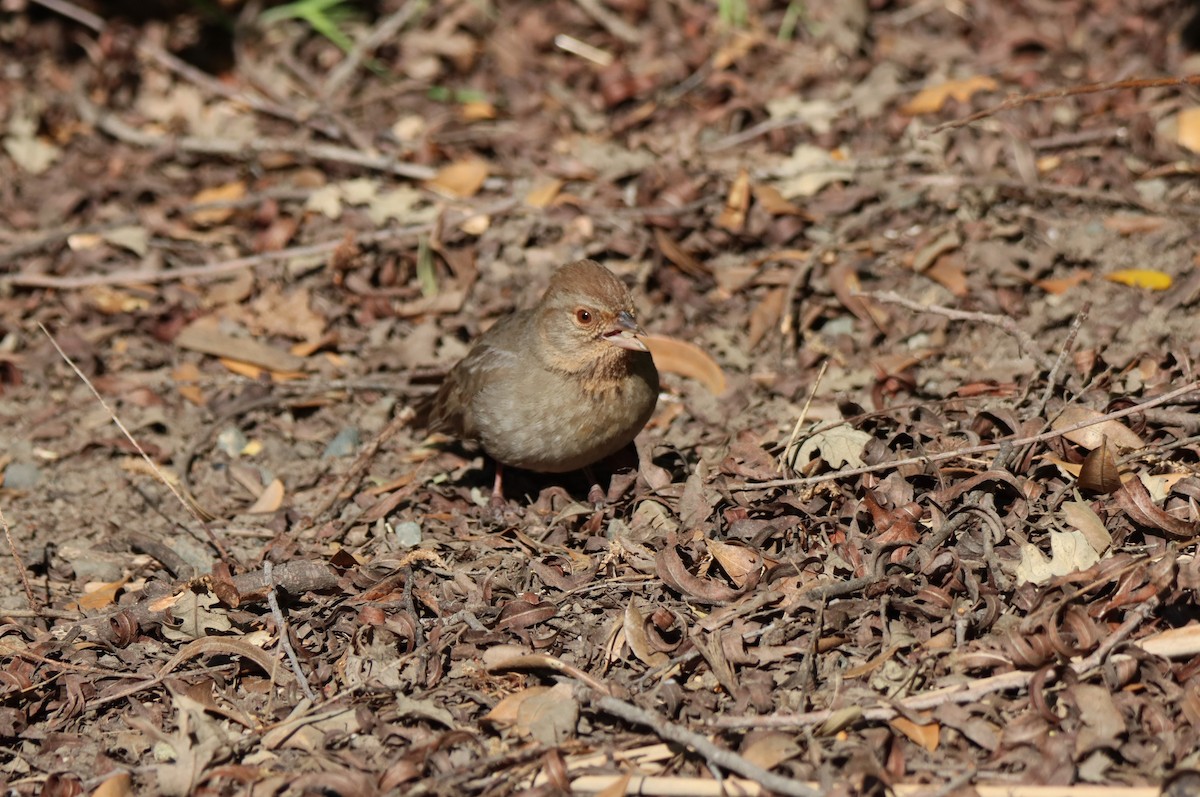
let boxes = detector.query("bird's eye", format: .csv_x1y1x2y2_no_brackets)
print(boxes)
574,308,593,325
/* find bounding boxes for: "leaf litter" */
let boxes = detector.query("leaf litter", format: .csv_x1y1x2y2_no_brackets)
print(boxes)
2,0,1200,795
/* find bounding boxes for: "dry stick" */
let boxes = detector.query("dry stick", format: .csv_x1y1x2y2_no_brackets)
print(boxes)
8,227,415,290
711,596,1160,731
932,74,1200,134
865,290,1057,373
30,0,342,139
909,173,1200,218
75,95,440,183
1033,301,1090,411
573,0,643,43
733,379,1200,491
586,692,822,797
0,505,39,612
312,407,416,523
263,560,318,702
322,0,425,100
39,324,233,564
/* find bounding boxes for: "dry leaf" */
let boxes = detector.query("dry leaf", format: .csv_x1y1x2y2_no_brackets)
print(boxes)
427,158,489,198
525,178,564,208
753,184,811,217
1078,442,1122,495
654,229,708,276
1061,500,1112,556
741,732,803,769
1015,530,1101,585
1052,406,1144,451
747,287,786,349
925,253,968,297
1036,270,1092,295
641,334,726,394
74,576,130,610
189,181,247,226
92,772,133,797
1103,215,1167,235
889,716,940,752
175,318,306,373
1171,106,1200,153
901,75,999,115
247,478,285,514
172,362,206,406
1104,269,1172,291
716,168,751,232
707,540,765,588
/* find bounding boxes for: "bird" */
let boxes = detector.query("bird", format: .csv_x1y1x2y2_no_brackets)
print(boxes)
425,260,659,505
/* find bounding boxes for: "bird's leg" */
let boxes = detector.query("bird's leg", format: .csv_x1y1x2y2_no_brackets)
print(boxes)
489,462,507,510
583,466,606,510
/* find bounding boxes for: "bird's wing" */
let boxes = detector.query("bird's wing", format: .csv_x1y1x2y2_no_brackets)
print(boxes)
425,318,526,439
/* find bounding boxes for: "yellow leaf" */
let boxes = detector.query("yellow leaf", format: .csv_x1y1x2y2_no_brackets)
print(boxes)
426,158,489,198
1104,269,1172,291
901,75,999,115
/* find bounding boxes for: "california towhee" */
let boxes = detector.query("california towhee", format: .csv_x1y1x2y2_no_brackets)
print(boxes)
426,259,659,501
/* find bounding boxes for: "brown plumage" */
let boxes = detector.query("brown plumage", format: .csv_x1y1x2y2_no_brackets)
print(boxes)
426,260,659,487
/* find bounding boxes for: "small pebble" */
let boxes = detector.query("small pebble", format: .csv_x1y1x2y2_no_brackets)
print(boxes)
323,427,360,459
3,462,40,490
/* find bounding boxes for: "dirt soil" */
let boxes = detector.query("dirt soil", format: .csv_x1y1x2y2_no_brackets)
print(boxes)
3,0,1200,795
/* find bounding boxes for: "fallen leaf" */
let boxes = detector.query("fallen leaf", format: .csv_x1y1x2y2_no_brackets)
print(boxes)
1170,106,1200,153
654,229,708,277
1104,269,1172,291
426,158,489,198
189,181,247,226
1015,530,1100,585
795,425,872,470
641,334,726,394
1036,270,1092,295
1103,215,1167,235
716,168,751,232
74,576,130,610
747,287,786,349
246,478,285,514
525,179,564,208
889,716,940,752
1061,500,1112,556
1052,406,1144,452
901,75,999,115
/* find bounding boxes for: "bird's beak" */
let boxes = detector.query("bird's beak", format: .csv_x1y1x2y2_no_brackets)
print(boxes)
603,310,649,352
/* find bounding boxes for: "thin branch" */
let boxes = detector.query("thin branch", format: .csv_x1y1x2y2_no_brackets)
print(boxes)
932,74,1200,134
322,0,425,100
734,380,1200,490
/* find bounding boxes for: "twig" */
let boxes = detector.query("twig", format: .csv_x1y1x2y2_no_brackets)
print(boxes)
863,290,1057,373
322,0,425,100
587,692,821,797
733,379,1200,490
264,560,318,702
709,596,1161,730
7,214,453,289
0,505,38,612
30,0,342,139
1034,301,1090,411
312,406,416,524
572,0,642,44
932,74,1200,134
39,325,232,568
75,94,441,183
